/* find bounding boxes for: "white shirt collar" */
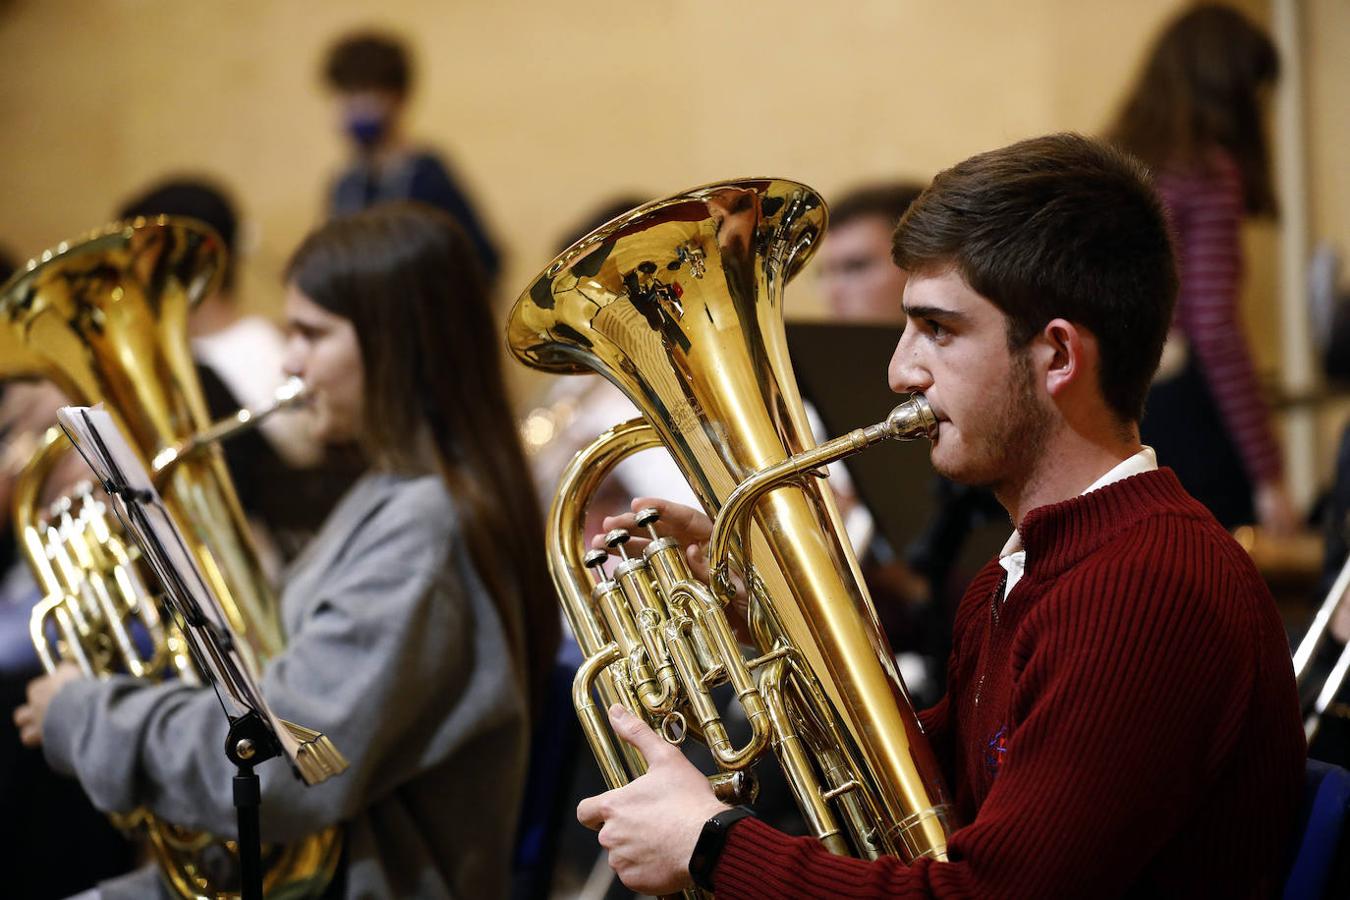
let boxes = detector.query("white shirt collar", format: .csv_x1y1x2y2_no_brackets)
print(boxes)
999,446,1158,562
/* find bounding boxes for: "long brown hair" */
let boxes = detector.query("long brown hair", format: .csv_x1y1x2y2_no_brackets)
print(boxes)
1107,4,1279,216
286,203,557,714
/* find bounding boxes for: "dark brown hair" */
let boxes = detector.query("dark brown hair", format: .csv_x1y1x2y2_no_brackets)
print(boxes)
119,178,240,291
286,203,557,713
832,182,925,229
892,133,1177,424
1107,4,1279,216
323,31,412,96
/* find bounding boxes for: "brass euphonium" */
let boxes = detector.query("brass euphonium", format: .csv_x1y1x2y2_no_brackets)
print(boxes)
508,180,956,870
0,217,341,898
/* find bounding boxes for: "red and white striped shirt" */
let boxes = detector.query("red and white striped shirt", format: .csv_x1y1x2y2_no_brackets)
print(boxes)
1156,151,1283,483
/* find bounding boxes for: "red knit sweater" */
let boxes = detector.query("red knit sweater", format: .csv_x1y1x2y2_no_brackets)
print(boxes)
714,468,1304,898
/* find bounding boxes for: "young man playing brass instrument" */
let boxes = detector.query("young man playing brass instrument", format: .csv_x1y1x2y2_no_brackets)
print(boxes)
578,133,1305,898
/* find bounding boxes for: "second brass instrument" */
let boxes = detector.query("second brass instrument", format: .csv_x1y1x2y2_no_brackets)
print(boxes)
509,179,955,867
21,376,308,679
1,217,341,898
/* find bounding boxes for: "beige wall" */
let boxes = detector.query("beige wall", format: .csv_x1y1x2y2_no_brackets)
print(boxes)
0,1,1344,423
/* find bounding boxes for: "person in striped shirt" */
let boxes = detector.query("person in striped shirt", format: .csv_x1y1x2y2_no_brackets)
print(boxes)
1108,3,1296,534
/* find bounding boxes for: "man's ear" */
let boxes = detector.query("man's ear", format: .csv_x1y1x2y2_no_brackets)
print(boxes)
1039,318,1095,399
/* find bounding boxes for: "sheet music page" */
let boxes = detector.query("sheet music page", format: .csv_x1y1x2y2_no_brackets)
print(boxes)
56,406,346,783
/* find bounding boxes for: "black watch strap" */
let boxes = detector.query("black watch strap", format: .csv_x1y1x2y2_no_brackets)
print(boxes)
688,806,756,891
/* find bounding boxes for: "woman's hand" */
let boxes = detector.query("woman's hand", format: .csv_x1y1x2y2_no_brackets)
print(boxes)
1254,480,1299,537
13,662,82,748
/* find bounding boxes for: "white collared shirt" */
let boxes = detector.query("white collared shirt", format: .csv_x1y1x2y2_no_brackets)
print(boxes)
997,447,1158,600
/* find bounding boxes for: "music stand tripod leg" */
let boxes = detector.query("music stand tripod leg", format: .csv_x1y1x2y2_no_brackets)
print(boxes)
225,711,279,900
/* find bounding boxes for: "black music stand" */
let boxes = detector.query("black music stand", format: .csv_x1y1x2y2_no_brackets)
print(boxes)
58,406,346,900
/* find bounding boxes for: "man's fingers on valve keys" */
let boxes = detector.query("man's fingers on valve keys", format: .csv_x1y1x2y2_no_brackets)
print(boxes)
632,497,712,540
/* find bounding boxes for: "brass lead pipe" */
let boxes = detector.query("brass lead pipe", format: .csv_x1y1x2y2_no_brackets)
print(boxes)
708,396,937,600
151,376,308,481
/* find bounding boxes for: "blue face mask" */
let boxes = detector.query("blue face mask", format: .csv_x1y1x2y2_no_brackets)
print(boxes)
345,114,387,149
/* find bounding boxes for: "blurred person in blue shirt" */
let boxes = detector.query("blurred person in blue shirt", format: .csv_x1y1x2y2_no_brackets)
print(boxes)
322,30,500,284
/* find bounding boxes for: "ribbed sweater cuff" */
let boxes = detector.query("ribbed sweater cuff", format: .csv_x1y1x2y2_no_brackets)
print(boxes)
715,818,807,898
714,818,929,898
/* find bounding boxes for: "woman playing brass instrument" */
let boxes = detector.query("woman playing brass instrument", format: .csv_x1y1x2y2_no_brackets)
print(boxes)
14,203,558,899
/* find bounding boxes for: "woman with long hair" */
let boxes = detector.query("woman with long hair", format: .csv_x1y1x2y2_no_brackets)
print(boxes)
15,203,558,899
1108,3,1296,533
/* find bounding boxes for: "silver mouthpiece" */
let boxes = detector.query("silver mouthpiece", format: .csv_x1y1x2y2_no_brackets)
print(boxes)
884,394,938,441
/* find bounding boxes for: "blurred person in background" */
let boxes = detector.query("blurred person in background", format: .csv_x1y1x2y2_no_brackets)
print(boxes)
118,178,360,564
818,183,923,325
323,30,500,285
1108,3,1297,535
15,204,557,899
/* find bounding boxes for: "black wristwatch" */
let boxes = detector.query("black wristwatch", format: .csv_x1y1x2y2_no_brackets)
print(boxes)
688,806,756,891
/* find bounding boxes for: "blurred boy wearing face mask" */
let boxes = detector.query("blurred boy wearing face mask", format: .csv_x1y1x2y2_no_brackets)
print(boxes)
322,31,500,284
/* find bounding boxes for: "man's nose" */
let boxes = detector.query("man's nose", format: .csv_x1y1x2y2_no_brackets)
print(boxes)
887,331,930,395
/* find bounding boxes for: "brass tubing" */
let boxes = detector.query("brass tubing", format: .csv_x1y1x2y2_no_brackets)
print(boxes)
85,561,146,677
150,376,307,482
666,580,772,769
758,657,850,856
45,532,96,643
13,429,72,599
63,505,146,677
703,396,951,858
645,540,719,671
547,418,660,657
547,418,663,783
817,744,884,859
707,396,936,600
92,499,172,677
616,564,680,714
572,643,631,790
663,617,724,738
29,595,87,675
